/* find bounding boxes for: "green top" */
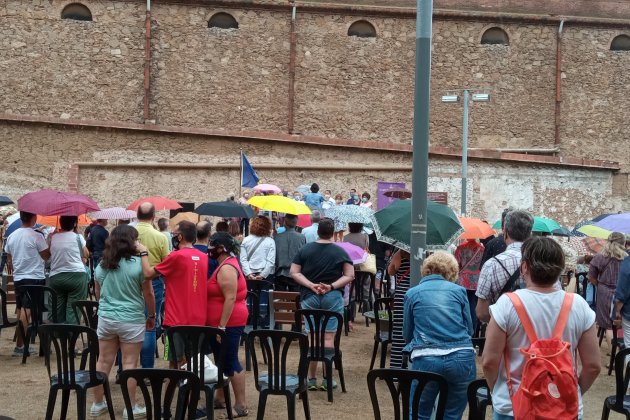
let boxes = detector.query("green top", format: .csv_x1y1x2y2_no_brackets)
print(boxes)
135,222,169,266
95,257,146,324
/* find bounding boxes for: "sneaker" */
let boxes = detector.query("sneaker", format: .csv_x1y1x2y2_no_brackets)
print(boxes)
123,405,147,419
320,379,337,391
307,378,318,391
90,401,108,417
12,346,36,357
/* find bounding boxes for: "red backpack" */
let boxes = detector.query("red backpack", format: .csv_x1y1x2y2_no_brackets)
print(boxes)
505,292,579,420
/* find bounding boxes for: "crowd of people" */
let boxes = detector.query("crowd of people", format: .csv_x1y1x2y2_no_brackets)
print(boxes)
3,187,628,419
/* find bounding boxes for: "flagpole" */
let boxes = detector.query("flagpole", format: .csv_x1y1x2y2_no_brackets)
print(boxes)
239,149,243,199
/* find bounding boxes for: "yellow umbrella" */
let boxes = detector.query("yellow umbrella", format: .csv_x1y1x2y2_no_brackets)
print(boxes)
247,196,311,215
577,224,611,239
170,212,200,225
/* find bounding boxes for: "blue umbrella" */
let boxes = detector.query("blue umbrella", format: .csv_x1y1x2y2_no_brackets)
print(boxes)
593,213,630,234
5,219,43,238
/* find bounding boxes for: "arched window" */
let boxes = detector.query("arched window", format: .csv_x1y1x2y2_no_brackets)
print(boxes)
348,20,377,38
61,3,92,21
481,27,509,45
208,12,239,30
611,35,630,51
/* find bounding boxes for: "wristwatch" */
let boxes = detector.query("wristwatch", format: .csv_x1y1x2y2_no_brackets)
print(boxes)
139,251,149,257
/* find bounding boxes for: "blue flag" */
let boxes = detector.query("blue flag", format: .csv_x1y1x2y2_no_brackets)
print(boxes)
241,152,260,188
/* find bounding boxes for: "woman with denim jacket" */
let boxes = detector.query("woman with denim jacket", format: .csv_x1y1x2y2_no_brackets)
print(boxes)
403,251,476,420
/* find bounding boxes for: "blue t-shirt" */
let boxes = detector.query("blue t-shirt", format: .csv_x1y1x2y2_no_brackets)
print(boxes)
193,244,218,278
304,192,324,209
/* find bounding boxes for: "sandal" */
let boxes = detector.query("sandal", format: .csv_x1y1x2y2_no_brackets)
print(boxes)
233,405,249,418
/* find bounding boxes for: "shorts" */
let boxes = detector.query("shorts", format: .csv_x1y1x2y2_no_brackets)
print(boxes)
300,292,344,332
208,326,245,377
164,327,187,363
97,316,145,343
14,278,46,310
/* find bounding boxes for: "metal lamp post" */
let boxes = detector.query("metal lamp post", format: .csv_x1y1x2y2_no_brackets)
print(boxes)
441,90,490,216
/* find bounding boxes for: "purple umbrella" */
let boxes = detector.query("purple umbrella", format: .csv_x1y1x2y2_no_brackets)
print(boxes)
333,242,368,265
17,189,100,216
593,213,630,234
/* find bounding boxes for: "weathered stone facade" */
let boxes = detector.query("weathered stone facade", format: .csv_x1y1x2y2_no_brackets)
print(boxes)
0,0,628,224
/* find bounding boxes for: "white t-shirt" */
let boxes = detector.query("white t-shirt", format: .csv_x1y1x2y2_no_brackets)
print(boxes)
49,232,87,277
5,228,48,281
489,290,595,417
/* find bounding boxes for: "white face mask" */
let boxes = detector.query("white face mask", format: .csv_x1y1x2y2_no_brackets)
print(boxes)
324,195,331,200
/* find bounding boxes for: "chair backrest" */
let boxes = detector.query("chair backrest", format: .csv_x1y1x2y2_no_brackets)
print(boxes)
295,309,343,360
467,378,492,420
21,285,58,323
246,291,260,329
166,325,228,386
613,347,630,406
373,297,393,340
38,323,100,385
367,368,448,420
269,290,300,327
72,300,99,329
120,368,201,420
0,288,14,327
247,329,308,393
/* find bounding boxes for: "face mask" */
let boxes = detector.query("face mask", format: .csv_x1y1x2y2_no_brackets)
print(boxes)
208,245,223,260
349,192,354,198
362,197,368,202
171,234,181,250
354,195,359,200
294,195,301,200
324,195,331,200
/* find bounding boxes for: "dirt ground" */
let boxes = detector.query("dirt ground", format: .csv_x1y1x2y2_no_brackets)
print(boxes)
0,309,622,420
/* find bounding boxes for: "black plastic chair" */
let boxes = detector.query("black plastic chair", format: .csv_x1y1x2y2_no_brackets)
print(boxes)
242,291,260,371
72,300,99,370
0,288,18,337
369,297,393,370
472,322,487,357
39,324,115,420
120,368,201,420
602,347,630,419
367,368,448,420
467,379,492,420
167,326,233,420
246,279,274,328
19,285,58,363
247,329,310,420
608,324,626,376
295,309,346,402
354,270,376,326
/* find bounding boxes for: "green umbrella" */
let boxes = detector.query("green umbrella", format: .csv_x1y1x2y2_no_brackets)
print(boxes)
370,199,463,251
492,215,562,234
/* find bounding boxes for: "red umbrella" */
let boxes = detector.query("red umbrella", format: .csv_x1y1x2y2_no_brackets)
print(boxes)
383,188,412,199
17,189,100,216
127,196,182,211
297,214,312,228
581,237,607,255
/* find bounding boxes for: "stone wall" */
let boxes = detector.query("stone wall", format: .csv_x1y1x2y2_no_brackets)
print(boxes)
0,122,614,226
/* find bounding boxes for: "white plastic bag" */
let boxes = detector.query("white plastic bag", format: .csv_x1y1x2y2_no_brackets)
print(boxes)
182,354,218,383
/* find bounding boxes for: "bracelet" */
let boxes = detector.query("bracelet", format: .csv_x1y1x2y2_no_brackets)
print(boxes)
147,314,156,319
218,326,226,330
139,251,149,257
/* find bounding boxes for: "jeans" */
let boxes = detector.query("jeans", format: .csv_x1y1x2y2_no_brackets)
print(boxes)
410,349,476,420
467,289,478,331
140,277,164,368
493,413,514,420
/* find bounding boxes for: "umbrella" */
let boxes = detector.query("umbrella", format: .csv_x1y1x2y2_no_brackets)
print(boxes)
194,201,255,219
247,196,311,215
0,196,14,207
5,219,44,238
17,189,100,216
577,224,611,239
332,242,368,265
591,213,614,222
581,237,608,255
38,214,92,227
383,188,412,199
90,207,137,220
324,205,373,225
551,227,573,237
297,214,312,228
370,199,464,251
492,216,562,234
296,185,311,195
458,217,495,240
253,184,282,194
593,213,630,234
170,212,200,225
127,196,182,211
549,236,578,271
570,220,590,237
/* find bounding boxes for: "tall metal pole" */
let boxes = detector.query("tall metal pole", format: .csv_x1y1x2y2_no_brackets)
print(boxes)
461,89,469,216
409,0,433,287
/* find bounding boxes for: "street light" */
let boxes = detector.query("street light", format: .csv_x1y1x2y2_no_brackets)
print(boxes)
441,90,490,216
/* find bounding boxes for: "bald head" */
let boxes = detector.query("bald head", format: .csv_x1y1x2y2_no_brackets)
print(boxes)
137,202,155,221
196,220,212,241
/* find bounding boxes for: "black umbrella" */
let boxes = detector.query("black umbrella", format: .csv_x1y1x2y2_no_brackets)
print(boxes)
194,201,255,218
0,196,14,206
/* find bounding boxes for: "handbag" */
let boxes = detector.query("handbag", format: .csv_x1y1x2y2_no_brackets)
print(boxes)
181,354,219,383
76,234,91,282
359,254,377,275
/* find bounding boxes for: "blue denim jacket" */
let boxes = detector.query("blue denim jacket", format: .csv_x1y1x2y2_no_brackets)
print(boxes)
403,274,473,352
615,256,630,319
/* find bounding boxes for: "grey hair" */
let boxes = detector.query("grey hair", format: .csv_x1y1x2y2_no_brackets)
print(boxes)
310,210,322,223
503,210,534,242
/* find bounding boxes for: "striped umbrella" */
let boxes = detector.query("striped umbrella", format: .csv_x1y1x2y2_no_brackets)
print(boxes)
90,207,137,220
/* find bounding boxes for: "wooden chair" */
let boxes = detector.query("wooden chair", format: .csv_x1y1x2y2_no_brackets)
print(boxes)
247,329,310,420
467,379,492,420
269,291,300,331
367,368,448,420
369,297,393,370
120,369,200,420
39,324,115,420
602,347,630,419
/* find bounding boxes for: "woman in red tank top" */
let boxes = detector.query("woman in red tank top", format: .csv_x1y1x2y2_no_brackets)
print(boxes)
207,232,249,417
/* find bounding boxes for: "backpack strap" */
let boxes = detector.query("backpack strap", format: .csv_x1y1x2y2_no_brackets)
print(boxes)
552,292,574,340
506,292,538,344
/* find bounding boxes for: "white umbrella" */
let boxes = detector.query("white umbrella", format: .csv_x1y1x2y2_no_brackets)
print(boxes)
90,207,137,220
